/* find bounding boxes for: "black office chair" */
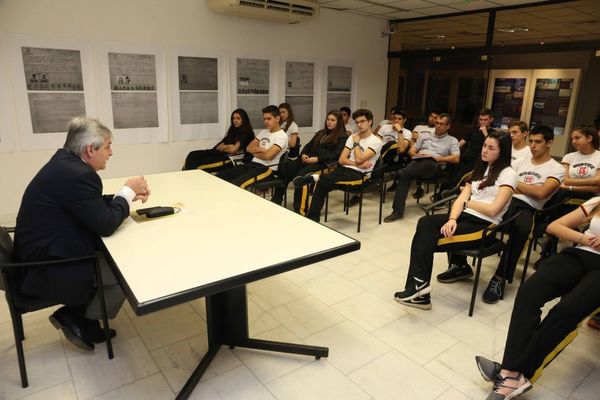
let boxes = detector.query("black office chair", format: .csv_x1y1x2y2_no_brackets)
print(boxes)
520,196,586,285
421,197,523,316
323,159,384,233
248,152,290,206
0,226,114,388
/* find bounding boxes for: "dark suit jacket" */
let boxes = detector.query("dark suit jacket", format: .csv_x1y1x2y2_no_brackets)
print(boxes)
14,149,129,306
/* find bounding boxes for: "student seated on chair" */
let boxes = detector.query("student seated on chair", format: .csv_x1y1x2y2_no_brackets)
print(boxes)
293,108,382,223
216,105,288,189
271,110,347,213
376,108,412,166
14,117,150,351
409,110,440,199
384,113,460,222
475,198,600,399
557,126,600,200
434,108,497,201
394,132,516,310
341,106,357,135
510,120,531,167
372,105,396,136
279,102,300,158
438,125,564,305
182,108,255,172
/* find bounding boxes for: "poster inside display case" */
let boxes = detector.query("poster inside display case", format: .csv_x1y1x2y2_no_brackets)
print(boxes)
490,78,526,129
529,78,574,136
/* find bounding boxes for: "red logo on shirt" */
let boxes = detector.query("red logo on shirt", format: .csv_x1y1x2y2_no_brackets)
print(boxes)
524,176,534,184
578,166,588,176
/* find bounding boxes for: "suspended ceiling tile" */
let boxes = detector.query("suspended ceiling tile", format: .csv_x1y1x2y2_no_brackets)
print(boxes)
354,5,397,14
417,5,461,15
385,0,440,10
389,10,428,18
488,0,546,5
320,0,367,10
448,0,500,11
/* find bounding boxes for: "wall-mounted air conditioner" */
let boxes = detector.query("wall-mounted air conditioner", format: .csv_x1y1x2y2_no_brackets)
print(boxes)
207,0,319,24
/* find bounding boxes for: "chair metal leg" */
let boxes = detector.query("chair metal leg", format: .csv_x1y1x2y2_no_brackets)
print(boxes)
520,236,536,286
16,314,25,341
94,255,114,359
469,257,483,317
324,193,329,222
12,316,28,388
357,191,363,233
344,191,349,215
378,181,384,225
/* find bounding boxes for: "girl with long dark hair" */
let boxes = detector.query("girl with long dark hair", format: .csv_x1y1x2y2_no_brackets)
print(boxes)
279,103,300,158
183,109,254,172
394,131,516,309
271,110,346,214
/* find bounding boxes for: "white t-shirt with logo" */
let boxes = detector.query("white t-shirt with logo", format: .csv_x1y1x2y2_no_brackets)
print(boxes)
344,134,383,176
378,124,412,144
252,129,288,171
513,157,565,209
511,145,532,167
412,124,435,140
464,166,518,225
578,197,600,255
561,150,600,180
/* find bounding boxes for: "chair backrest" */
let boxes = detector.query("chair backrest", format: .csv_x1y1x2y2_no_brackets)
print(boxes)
369,157,383,182
289,138,301,158
276,151,289,178
0,226,14,291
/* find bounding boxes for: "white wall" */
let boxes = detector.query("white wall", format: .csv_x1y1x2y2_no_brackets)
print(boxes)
0,0,389,222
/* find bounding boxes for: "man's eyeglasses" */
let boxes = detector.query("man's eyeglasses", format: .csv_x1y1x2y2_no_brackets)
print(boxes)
435,121,448,126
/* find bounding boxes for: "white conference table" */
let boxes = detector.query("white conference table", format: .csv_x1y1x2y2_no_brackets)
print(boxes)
102,170,360,399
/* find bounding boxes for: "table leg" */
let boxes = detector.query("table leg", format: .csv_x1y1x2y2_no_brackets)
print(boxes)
175,285,328,399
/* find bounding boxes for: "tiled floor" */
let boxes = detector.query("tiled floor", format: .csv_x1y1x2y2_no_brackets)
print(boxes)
2,187,600,400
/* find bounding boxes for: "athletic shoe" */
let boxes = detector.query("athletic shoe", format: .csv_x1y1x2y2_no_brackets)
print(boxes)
394,278,431,302
347,195,361,207
383,211,404,223
436,264,473,283
487,373,532,399
412,186,424,199
293,174,314,188
587,314,600,330
395,294,432,310
483,276,503,304
475,355,502,382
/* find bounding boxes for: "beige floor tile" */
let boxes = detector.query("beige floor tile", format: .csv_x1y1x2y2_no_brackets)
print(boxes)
423,342,490,399
305,320,390,374
92,374,173,400
561,328,600,370
234,326,310,383
247,275,307,311
68,337,159,400
269,296,345,339
130,303,205,350
401,293,466,326
188,365,276,400
0,310,61,358
535,353,592,398
324,257,383,281
349,350,448,400
435,387,471,400
522,383,566,400
567,368,600,400
17,381,77,400
354,269,405,301
374,314,457,365
248,298,282,336
188,298,206,318
368,251,405,272
151,333,242,391
437,313,506,357
298,272,365,306
267,360,370,400
332,291,406,332
0,342,71,400
282,262,330,284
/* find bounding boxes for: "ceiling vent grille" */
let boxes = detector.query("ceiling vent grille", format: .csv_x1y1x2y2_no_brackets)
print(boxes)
208,0,319,24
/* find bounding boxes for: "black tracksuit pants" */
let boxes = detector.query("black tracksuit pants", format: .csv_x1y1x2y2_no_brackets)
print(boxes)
392,159,442,215
404,213,493,288
502,248,600,382
183,149,234,173
306,167,364,222
271,158,324,211
216,162,274,189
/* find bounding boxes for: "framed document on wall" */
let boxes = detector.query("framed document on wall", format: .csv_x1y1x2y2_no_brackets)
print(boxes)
8,34,98,150
485,69,533,130
170,49,227,141
96,42,168,144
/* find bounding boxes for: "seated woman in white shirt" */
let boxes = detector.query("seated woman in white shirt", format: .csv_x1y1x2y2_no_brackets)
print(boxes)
559,126,600,199
394,131,516,309
476,196,600,399
279,102,300,158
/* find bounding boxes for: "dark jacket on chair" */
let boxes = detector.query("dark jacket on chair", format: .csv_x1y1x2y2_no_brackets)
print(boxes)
14,149,129,306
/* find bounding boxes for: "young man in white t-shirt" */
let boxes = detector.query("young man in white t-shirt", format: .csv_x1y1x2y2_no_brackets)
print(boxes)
510,120,531,167
376,109,412,165
293,108,382,222
341,106,357,135
217,105,288,188
455,125,564,304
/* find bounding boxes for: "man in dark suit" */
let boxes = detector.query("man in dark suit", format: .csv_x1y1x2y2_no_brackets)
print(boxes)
14,117,150,351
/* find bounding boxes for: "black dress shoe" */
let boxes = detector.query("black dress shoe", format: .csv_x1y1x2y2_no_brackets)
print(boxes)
49,308,94,351
84,319,117,344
